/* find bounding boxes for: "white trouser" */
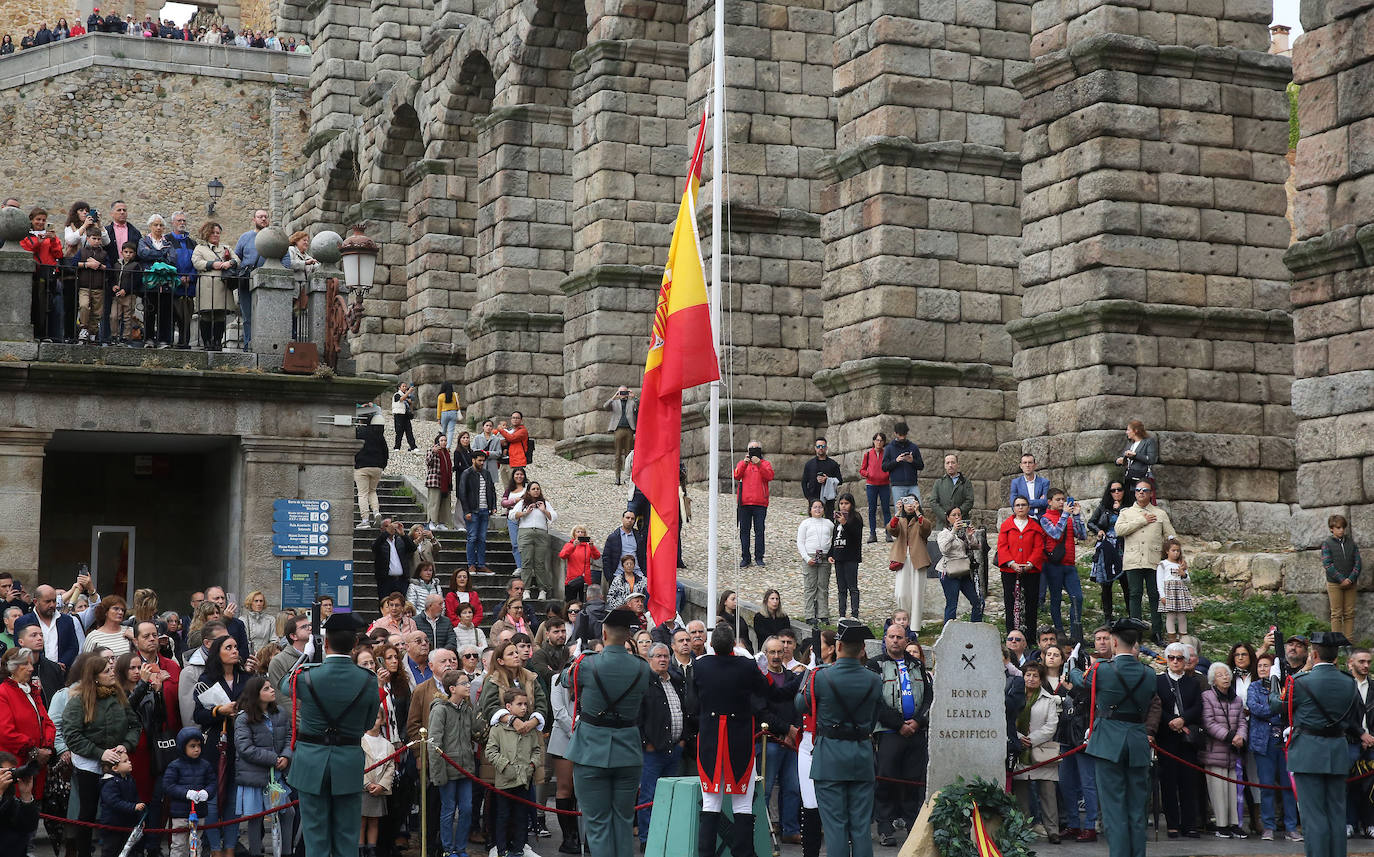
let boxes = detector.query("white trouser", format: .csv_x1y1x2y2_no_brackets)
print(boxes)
701,762,756,813
798,731,817,809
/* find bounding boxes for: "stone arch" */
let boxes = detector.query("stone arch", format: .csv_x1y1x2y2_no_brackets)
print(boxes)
508,0,588,105
321,146,361,231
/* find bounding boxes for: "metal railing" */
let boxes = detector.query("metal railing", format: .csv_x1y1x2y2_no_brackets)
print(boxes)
31,264,313,352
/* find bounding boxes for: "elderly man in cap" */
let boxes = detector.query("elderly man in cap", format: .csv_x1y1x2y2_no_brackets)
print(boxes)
1273,631,1363,857
1087,617,1160,857
797,618,884,857
564,607,654,857
288,611,381,857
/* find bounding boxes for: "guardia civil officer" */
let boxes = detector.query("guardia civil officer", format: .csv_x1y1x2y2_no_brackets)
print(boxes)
565,607,654,857
691,621,788,857
797,618,882,857
1272,630,1362,857
1085,617,1159,857
288,611,381,857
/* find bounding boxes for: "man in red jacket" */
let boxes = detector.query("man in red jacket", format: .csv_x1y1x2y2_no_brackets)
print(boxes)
733,440,775,568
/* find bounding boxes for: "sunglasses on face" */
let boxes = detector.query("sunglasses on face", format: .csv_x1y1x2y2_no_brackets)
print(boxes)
461,653,479,659
1135,488,1150,493
1166,655,1184,660
1110,488,1125,493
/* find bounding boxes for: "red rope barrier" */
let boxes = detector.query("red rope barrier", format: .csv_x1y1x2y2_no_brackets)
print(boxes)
38,742,412,834
1011,742,1086,776
435,749,652,813
1149,742,1289,791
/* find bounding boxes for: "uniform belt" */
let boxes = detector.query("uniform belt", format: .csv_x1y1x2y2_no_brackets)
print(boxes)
819,725,869,741
1107,713,1143,723
580,712,635,728
1300,725,1344,738
297,733,351,746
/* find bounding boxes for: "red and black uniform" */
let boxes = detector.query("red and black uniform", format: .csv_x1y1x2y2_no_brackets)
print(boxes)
689,653,785,793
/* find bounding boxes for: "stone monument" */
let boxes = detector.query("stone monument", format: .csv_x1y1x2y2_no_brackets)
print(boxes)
925,620,1008,795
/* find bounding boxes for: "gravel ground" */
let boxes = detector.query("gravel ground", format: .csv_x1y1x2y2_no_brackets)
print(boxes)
386,416,937,625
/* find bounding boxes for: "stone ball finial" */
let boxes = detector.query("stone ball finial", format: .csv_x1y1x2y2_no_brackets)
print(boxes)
0,206,31,242
255,226,290,267
310,230,342,264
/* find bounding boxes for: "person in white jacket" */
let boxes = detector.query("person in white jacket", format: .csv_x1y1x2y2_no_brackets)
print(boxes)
796,499,836,625
512,482,558,599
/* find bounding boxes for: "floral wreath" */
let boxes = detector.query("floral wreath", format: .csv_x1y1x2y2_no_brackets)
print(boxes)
929,777,1037,857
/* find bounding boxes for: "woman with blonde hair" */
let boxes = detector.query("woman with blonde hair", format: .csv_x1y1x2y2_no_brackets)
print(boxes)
191,220,241,349
130,588,160,625
187,600,223,651
241,590,275,653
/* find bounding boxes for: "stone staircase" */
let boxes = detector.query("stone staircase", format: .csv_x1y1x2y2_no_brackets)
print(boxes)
351,477,521,620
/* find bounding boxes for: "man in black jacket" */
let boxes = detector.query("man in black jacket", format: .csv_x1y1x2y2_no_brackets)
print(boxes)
1156,642,1204,837
868,624,932,845
16,623,62,708
457,450,497,573
601,510,646,589
372,518,416,599
638,642,694,848
573,584,609,649
801,437,842,518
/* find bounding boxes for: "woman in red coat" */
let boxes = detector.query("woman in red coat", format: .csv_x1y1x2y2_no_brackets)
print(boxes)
0,647,56,797
997,497,1047,637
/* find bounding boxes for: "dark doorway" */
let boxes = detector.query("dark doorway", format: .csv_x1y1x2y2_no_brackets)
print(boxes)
40,432,235,612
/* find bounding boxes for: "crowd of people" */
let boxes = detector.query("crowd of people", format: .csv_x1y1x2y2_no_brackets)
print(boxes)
11,198,331,349
2,12,309,55
2,390,1372,857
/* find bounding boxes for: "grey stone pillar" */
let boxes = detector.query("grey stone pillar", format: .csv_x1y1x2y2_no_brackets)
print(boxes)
0,208,36,358
1284,0,1374,551
250,227,294,362
0,429,52,587
1010,0,1293,537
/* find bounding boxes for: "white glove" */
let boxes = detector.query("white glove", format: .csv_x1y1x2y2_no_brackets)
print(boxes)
186,790,198,801
196,790,210,803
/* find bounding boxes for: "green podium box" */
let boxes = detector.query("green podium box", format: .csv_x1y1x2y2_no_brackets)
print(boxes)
644,776,770,857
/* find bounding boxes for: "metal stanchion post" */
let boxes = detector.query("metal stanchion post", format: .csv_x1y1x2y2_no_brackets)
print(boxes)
419,727,429,857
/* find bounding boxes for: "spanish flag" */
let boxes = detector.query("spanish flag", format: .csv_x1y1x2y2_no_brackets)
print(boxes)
972,802,1005,857
632,105,719,624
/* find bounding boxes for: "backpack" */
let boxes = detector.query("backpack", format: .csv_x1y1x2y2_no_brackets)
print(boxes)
526,435,534,461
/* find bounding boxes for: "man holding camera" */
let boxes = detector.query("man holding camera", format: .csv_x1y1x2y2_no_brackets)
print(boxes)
0,751,40,854
605,386,638,485
733,441,775,569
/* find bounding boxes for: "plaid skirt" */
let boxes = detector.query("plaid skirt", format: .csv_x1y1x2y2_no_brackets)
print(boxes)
1162,579,1195,613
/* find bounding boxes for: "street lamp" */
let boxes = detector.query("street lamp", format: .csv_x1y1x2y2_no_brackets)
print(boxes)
207,177,225,215
339,224,380,297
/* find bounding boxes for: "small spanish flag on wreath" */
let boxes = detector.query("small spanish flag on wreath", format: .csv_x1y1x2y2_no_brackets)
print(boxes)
972,802,1005,857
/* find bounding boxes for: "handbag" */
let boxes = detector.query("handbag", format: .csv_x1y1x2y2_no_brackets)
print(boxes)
942,556,972,578
889,560,904,572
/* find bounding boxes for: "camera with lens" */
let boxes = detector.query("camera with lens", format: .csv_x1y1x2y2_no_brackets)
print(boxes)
12,759,40,779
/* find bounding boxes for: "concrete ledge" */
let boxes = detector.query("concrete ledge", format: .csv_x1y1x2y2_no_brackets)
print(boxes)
0,33,310,91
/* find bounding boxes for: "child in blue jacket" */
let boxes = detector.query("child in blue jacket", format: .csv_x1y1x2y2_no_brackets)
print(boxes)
98,755,146,857
162,726,218,857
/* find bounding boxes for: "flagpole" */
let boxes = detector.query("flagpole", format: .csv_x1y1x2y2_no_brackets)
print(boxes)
705,0,725,631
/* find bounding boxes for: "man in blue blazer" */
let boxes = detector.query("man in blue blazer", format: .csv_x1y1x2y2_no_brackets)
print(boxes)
1009,452,1051,520
15,584,86,670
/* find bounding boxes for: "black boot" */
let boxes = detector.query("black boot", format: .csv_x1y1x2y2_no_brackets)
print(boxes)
557,798,581,853
732,813,756,857
698,811,721,857
801,808,823,857
851,590,859,618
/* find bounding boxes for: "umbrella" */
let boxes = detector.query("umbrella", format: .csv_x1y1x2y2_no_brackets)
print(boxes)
116,815,145,857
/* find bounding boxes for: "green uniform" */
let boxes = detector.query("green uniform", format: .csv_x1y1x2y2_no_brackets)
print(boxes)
796,658,882,857
1271,662,1362,857
565,644,654,857
1085,653,1157,857
288,653,381,857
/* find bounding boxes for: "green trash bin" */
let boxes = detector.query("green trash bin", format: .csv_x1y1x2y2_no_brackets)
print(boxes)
644,775,770,857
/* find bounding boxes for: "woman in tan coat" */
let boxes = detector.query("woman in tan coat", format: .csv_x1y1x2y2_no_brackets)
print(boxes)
887,494,933,623
191,221,241,350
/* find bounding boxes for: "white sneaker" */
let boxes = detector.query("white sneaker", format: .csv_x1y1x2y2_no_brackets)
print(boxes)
1348,826,1355,839
1288,831,1304,841
78,329,91,343
1365,826,1374,839
357,517,370,529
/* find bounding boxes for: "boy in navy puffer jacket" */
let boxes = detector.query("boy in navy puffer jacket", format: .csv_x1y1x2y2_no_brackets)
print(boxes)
162,727,217,857
99,755,146,857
